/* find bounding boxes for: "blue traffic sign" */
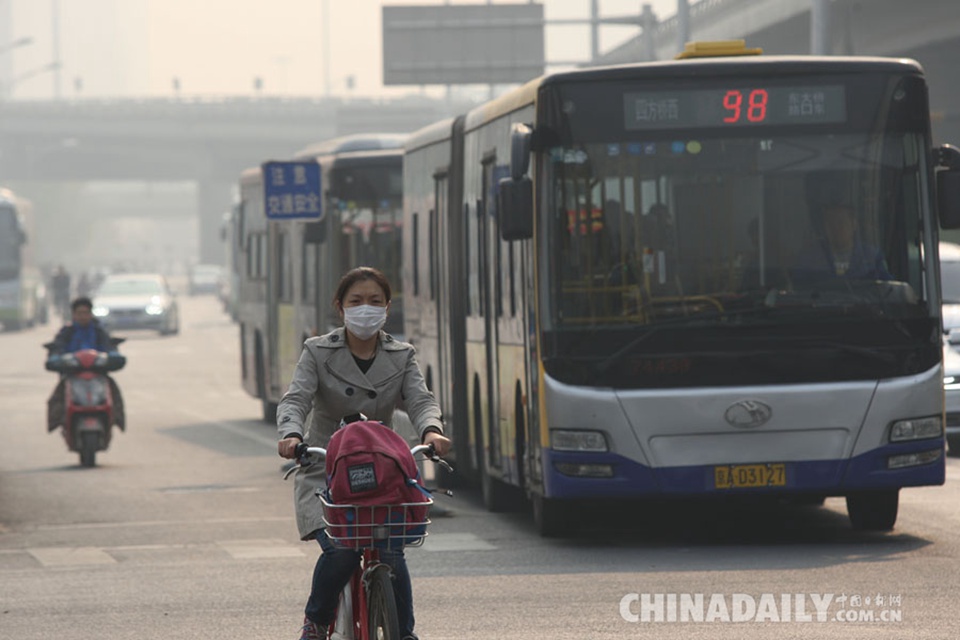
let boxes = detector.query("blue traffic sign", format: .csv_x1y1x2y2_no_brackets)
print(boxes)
262,160,322,220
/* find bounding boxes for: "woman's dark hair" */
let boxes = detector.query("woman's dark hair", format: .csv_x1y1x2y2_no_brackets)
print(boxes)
71,296,93,311
333,267,392,307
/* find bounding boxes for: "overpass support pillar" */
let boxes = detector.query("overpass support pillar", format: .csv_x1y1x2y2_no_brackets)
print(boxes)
810,0,832,55
197,179,234,265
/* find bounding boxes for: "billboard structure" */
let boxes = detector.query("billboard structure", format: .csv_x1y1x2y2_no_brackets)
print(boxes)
383,4,545,86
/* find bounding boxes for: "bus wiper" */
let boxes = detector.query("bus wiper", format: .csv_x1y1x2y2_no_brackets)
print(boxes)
592,305,778,374
777,338,899,366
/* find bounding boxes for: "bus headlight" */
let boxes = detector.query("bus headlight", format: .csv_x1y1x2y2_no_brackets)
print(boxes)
550,430,608,452
92,306,109,317
889,417,942,442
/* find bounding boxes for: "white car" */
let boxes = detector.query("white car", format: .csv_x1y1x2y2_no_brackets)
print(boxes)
188,264,222,296
92,273,180,336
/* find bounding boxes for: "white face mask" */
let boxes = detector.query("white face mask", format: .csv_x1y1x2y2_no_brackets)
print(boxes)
343,304,387,340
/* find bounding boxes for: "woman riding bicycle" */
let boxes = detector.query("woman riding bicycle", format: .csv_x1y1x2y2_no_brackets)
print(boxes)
277,266,451,640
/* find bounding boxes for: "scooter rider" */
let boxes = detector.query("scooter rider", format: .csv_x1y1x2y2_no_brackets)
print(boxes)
46,297,126,431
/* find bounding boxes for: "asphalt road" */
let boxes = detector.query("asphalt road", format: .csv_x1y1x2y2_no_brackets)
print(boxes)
1,294,959,639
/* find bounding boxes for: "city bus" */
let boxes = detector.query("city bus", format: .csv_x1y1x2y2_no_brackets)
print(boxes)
402,42,960,534
236,134,406,422
0,188,46,331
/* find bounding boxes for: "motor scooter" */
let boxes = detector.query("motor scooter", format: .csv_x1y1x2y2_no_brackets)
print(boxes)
44,339,126,467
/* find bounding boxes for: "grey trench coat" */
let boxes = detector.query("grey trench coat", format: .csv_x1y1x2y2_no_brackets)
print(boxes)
277,327,444,540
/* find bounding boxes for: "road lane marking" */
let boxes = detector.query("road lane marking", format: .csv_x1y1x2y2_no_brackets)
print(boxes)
32,516,291,531
5,534,492,571
218,538,305,559
28,547,116,566
420,533,496,552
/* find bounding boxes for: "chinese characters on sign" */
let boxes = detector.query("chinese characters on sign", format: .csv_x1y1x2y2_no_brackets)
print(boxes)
633,98,681,124
262,161,322,220
786,91,827,118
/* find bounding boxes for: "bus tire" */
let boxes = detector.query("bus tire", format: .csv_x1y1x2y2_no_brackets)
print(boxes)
947,434,960,456
480,462,513,512
262,400,278,424
846,489,898,531
532,493,576,538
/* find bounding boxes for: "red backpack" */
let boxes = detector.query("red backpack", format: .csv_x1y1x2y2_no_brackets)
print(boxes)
323,420,431,549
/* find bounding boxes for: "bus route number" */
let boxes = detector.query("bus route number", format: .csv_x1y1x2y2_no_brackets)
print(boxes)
722,89,769,124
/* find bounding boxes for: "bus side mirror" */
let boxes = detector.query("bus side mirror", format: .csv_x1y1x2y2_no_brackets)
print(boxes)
499,122,534,241
938,170,960,229
499,176,533,241
936,145,960,229
509,123,532,180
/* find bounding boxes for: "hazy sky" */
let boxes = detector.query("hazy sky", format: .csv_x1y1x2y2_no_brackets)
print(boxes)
6,0,680,100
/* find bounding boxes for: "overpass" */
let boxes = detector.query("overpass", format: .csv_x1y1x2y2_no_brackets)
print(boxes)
0,94,470,263
596,0,960,144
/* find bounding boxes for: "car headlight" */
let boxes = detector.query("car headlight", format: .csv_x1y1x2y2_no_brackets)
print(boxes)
145,304,164,315
889,416,943,442
92,306,109,317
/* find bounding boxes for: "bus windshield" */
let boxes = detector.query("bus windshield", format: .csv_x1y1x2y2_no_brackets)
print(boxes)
538,73,937,388
331,162,404,331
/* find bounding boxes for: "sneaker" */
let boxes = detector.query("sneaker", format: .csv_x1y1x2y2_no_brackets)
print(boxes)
299,616,326,640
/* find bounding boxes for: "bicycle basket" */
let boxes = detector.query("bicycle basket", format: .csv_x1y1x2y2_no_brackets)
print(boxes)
319,490,432,549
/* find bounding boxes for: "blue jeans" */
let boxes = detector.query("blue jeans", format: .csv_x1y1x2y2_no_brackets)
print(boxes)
305,530,415,637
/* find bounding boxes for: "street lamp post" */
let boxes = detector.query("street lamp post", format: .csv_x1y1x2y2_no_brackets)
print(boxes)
0,36,34,57
3,61,62,97
0,36,36,100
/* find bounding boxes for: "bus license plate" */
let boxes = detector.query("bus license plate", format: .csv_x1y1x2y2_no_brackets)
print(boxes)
714,463,786,489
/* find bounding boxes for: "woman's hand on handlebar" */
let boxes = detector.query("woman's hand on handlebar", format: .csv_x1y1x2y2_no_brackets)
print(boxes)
422,431,452,456
278,436,303,459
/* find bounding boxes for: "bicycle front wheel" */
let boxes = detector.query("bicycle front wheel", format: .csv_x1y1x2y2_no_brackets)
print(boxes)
366,565,400,640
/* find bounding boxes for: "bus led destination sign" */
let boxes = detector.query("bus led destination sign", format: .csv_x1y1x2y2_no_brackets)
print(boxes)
624,85,846,130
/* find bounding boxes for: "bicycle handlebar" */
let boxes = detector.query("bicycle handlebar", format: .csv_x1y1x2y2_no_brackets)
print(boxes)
283,441,453,480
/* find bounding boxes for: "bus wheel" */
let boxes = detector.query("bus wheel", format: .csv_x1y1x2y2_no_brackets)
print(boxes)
532,493,577,538
262,400,278,424
480,461,513,512
947,434,960,456
846,490,898,531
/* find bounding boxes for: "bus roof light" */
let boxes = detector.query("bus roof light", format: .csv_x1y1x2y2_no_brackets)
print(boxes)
674,40,763,60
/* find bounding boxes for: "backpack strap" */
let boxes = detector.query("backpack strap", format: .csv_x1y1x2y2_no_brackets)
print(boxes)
407,478,433,498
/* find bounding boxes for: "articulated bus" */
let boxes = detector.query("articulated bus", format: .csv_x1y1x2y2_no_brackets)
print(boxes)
403,42,960,535
236,134,406,422
0,188,46,331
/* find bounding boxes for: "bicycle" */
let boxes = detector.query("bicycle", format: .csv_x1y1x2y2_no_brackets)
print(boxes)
285,441,452,640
